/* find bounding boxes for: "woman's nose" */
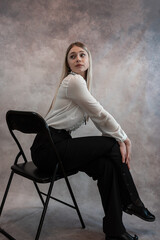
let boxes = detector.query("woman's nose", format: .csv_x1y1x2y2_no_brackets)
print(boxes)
76,55,81,62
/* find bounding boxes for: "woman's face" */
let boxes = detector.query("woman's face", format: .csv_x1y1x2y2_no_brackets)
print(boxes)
67,46,89,78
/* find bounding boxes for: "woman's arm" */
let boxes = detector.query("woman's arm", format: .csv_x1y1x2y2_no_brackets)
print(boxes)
67,74,132,168
67,74,127,142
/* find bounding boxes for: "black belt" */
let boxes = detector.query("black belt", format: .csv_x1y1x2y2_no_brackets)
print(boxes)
48,126,71,143
49,126,70,135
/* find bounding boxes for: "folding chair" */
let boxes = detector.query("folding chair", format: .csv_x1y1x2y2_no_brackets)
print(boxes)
0,110,85,240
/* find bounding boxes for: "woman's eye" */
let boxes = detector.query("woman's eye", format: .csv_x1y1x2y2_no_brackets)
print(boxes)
70,55,75,59
81,53,85,57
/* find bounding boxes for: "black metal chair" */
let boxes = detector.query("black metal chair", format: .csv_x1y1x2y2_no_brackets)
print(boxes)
0,110,85,240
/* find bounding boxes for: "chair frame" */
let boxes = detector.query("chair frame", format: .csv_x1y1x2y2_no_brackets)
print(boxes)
0,110,85,240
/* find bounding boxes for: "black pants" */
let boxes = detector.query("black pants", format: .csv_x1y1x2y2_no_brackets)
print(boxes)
31,127,142,237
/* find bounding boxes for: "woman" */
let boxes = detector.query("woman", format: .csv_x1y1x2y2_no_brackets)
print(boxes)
31,42,155,240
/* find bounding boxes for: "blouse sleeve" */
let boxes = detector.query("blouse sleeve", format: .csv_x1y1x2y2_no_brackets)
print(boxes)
66,74,127,142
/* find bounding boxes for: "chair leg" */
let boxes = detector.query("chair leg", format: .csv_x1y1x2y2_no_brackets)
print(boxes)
35,165,58,240
0,171,14,216
64,176,85,229
0,227,16,240
0,171,16,240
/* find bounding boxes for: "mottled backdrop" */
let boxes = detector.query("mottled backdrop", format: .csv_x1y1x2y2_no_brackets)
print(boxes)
0,0,159,239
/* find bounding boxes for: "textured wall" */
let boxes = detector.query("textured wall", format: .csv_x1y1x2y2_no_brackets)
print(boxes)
0,0,159,237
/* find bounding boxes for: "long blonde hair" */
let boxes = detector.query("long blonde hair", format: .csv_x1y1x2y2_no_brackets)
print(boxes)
46,42,92,114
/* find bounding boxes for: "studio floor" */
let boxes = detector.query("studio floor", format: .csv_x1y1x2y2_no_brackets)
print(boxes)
0,173,159,240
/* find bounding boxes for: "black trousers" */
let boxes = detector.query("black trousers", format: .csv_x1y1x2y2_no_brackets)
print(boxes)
31,127,142,237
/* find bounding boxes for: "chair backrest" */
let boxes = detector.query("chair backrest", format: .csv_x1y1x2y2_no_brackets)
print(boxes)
6,110,48,134
6,110,60,165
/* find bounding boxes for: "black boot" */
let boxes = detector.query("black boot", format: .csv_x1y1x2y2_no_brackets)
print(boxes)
124,203,155,222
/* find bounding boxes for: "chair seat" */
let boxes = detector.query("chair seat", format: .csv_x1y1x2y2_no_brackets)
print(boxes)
11,162,78,183
11,162,52,183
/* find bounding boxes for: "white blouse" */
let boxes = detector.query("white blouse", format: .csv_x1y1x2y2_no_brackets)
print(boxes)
45,72,127,142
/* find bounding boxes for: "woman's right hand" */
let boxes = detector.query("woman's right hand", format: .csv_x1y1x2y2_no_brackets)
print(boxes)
118,138,131,169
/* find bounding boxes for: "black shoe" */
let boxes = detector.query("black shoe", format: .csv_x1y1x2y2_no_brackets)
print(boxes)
124,203,155,222
106,231,138,240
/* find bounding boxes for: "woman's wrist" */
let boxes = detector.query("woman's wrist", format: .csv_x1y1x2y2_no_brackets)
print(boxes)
118,138,131,148
124,137,131,145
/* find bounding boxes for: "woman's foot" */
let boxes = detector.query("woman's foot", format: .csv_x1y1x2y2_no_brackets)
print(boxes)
106,231,138,240
124,203,155,222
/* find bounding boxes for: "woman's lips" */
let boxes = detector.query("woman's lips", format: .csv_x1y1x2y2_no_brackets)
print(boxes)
75,64,83,67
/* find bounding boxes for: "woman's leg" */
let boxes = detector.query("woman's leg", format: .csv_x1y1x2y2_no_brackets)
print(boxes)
108,142,142,206
55,136,141,236
57,136,141,207
95,158,126,236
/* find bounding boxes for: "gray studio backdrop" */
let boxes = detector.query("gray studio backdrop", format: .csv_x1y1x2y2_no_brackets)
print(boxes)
0,0,159,240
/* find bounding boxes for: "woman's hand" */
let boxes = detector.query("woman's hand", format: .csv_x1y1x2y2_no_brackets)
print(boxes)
118,138,131,169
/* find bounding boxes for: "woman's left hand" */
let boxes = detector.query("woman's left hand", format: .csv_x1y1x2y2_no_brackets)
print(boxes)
118,138,131,169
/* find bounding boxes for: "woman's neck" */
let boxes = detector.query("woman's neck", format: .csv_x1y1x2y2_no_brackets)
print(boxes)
70,71,87,81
